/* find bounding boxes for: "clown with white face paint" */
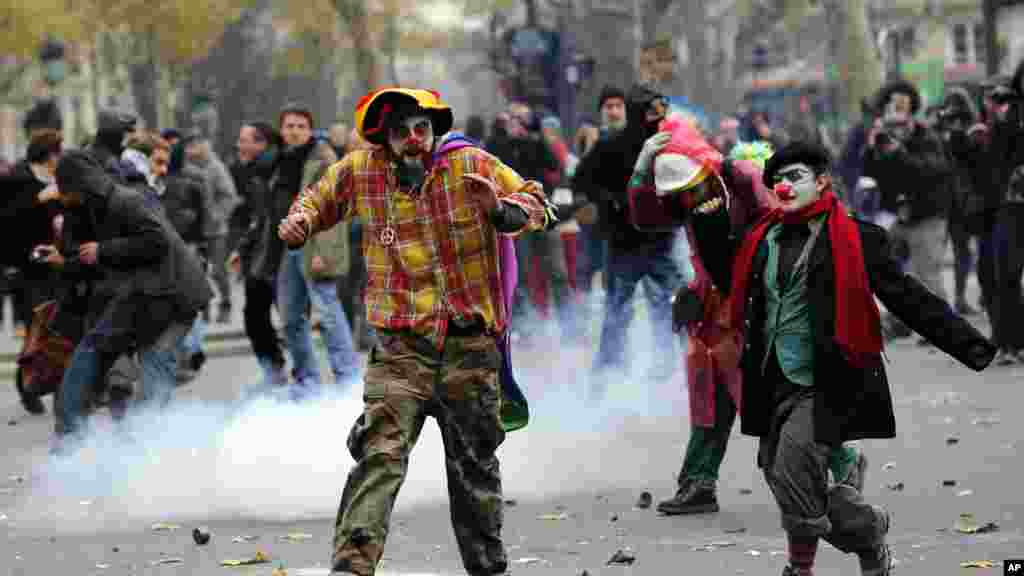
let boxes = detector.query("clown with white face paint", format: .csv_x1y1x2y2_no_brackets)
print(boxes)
770,162,826,213
279,88,554,576
687,141,996,576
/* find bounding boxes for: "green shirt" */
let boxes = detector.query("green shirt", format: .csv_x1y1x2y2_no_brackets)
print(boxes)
761,218,824,386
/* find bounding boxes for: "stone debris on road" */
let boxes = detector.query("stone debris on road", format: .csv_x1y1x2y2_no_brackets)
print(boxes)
606,549,636,565
634,491,652,509
193,526,211,545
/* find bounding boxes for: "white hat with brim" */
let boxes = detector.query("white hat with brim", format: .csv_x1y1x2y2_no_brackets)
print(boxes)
654,153,707,194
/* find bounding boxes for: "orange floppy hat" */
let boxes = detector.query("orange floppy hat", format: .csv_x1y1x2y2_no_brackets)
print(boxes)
354,88,454,146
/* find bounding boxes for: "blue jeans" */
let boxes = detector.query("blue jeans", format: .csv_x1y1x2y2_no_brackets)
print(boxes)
278,250,320,386
140,322,190,408
311,280,360,387
59,323,184,439
593,237,683,384
178,315,207,358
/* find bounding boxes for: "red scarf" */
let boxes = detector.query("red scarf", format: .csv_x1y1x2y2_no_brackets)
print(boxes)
728,189,883,367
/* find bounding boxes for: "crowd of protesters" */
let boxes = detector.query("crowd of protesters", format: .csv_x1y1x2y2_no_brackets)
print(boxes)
1,57,1021,574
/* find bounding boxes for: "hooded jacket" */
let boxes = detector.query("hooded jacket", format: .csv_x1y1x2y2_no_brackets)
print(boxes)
571,84,676,250
55,152,213,316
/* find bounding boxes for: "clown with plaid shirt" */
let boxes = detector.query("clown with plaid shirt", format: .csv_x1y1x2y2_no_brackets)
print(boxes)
280,88,552,576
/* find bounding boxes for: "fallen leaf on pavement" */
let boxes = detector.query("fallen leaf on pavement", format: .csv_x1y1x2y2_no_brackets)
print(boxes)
151,557,184,566
151,523,180,532
606,550,636,565
537,513,569,521
279,533,313,542
960,560,995,568
972,416,1000,427
635,491,652,509
221,551,270,566
953,515,997,534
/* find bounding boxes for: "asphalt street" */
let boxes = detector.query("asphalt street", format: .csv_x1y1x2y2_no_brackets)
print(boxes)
0,274,1021,575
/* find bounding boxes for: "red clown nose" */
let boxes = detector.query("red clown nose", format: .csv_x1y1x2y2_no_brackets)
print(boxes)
775,182,795,200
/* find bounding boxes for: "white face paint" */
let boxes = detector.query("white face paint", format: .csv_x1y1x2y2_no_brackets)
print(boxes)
772,162,822,213
388,115,433,160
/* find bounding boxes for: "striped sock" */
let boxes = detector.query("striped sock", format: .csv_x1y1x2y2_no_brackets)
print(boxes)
787,534,818,575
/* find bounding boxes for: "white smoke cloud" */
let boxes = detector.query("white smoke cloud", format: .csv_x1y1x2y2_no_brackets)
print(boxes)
14,236,695,535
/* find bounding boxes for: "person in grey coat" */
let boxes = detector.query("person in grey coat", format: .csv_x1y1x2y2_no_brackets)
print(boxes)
183,133,239,323
45,151,213,449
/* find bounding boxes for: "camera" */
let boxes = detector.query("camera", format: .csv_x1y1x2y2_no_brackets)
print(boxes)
30,246,53,263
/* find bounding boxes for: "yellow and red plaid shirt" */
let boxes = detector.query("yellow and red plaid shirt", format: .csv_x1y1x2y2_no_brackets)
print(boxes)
291,146,549,349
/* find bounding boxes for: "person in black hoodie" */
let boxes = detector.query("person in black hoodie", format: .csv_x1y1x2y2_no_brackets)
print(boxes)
571,84,682,397
1,129,64,414
47,151,212,447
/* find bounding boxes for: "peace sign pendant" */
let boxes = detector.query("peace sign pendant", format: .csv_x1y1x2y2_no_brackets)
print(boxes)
379,226,396,246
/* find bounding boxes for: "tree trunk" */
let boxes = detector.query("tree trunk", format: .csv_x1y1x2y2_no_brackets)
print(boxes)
983,0,999,76
524,0,539,28
129,27,160,129
333,0,380,99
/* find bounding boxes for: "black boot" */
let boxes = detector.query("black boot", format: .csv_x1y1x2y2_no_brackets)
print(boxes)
656,478,719,515
15,368,46,415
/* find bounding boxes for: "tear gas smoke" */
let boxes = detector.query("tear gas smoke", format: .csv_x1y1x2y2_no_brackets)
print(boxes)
15,233,698,534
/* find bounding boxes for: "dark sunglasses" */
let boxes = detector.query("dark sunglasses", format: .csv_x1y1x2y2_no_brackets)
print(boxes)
391,120,431,140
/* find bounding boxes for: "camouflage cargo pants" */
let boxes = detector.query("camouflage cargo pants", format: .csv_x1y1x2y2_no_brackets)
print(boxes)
332,329,507,576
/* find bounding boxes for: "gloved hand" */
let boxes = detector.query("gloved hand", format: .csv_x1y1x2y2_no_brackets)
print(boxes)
633,132,672,175
671,286,703,333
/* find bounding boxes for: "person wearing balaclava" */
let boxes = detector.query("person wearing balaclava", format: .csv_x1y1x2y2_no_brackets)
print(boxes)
571,83,683,400
88,109,138,181
280,87,552,576
688,140,994,576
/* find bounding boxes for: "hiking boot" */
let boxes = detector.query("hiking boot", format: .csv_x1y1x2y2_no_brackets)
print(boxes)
994,349,1018,366
860,543,893,576
15,368,46,415
657,479,719,515
839,449,869,493
858,506,893,575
